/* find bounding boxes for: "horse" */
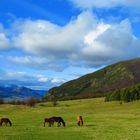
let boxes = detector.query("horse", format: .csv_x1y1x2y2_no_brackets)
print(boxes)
44,117,54,127
0,118,12,126
50,116,66,127
44,116,65,127
77,116,83,126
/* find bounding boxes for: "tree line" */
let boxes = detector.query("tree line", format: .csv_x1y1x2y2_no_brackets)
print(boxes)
0,97,59,107
105,83,140,102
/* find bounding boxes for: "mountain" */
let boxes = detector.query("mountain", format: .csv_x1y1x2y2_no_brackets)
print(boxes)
0,85,46,100
45,57,140,100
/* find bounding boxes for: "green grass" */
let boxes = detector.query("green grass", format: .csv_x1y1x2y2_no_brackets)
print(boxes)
0,98,140,140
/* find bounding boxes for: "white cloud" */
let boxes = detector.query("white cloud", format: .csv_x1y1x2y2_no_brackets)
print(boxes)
84,23,111,45
37,75,49,82
72,19,140,67
0,33,9,50
0,24,10,50
8,56,49,65
7,55,68,71
1,11,140,71
0,69,56,90
68,0,140,9
0,70,36,81
51,77,66,84
13,11,96,57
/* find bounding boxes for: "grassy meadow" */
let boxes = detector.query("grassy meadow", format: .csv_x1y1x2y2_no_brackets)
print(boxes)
0,98,140,140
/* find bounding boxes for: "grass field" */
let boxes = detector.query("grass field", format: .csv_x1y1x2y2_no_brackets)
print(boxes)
0,98,140,140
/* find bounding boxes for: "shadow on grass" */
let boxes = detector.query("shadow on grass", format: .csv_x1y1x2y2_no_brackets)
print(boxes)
84,124,96,127
61,124,96,128
42,124,96,128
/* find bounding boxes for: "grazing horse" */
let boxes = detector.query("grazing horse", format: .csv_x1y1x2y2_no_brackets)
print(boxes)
77,116,83,126
44,118,54,127
51,116,66,127
44,116,66,127
0,118,12,126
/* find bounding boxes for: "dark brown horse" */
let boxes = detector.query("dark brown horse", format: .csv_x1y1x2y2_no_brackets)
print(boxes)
51,116,66,127
0,118,12,126
77,116,83,126
44,117,54,127
44,116,65,127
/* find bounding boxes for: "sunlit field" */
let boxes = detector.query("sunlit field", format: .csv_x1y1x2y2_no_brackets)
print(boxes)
0,98,140,140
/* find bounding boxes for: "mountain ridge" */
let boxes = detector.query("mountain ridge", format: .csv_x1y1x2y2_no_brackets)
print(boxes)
0,85,46,99
45,57,140,100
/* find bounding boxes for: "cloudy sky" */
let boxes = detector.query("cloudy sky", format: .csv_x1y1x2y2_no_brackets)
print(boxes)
0,0,140,90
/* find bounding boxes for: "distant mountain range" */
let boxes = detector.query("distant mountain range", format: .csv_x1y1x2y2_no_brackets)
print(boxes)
0,84,46,100
45,57,140,100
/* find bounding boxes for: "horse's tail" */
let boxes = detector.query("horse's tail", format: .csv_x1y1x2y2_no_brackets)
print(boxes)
44,118,47,127
0,119,2,126
8,119,12,126
80,116,83,126
81,120,83,126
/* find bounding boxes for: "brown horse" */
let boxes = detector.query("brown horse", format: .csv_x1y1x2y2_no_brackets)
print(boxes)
0,118,12,126
51,116,66,127
44,116,65,127
77,116,83,126
44,117,54,127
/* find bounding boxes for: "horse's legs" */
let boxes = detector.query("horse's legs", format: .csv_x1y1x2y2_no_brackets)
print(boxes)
48,122,52,127
57,122,60,127
52,122,54,126
51,121,54,127
81,120,83,126
8,121,11,126
77,121,80,126
44,121,46,127
5,122,7,126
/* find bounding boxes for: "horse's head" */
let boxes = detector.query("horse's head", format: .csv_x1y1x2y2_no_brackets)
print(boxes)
62,120,66,127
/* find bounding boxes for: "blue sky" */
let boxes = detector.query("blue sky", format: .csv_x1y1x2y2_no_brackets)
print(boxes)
0,0,140,90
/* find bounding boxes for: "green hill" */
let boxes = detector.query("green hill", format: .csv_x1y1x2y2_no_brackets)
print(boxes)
46,57,140,100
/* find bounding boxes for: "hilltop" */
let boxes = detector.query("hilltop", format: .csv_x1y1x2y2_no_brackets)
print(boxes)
46,57,140,100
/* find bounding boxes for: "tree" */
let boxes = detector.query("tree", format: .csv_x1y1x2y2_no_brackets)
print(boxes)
26,97,38,107
0,98,4,104
52,99,58,107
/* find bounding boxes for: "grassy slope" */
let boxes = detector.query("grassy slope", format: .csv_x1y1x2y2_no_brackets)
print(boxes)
47,58,140,99
0,98,140,140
